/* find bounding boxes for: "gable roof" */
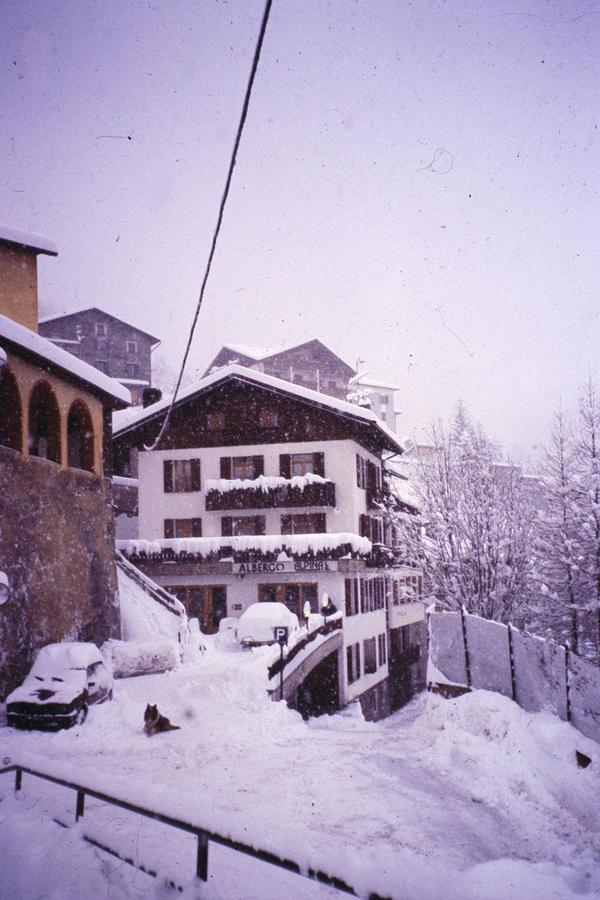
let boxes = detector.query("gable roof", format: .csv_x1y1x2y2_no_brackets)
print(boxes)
0,314,130,406
0,222,58,256
38,307,160,345
205,338,356,378
113,363,403,453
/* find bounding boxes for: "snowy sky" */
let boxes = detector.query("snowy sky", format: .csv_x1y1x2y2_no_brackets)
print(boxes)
2,0,599,460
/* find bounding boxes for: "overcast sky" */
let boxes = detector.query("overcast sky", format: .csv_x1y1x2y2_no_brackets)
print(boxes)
2,0,598,460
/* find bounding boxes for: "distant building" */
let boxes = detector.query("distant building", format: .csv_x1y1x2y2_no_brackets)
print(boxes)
39,308,160,405
113,364,426,720
0,224,130,699
205,339,399,430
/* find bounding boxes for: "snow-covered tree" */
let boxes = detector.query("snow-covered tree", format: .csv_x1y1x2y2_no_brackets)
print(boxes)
394,410,537,624
574,378,600,658
535,409,585,651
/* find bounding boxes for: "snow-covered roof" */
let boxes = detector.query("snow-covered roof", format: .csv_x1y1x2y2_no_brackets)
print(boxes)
355,377,400,391
38,307,160,344
0,222,58,256
113,363,404,452
0,314,130,406
222,343,272,360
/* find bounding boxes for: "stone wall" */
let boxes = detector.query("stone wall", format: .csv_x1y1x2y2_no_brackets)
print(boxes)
0,445,120,699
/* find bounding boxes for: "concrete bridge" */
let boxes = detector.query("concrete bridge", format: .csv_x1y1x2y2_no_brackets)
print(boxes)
267,618,344,718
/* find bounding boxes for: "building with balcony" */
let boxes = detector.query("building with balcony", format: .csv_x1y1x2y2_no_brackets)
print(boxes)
204,339,399,430
39,307,160,406
0,223,130,699
113,364,425,719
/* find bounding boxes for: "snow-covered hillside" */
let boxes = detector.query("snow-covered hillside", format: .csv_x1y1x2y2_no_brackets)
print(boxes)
1,642,598,899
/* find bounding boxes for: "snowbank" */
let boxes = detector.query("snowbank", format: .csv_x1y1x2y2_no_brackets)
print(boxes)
2,646,599,900
103,639,179,678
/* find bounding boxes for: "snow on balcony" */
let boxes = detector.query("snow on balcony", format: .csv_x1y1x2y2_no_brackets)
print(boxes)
204,473,336,510
118,532,371,562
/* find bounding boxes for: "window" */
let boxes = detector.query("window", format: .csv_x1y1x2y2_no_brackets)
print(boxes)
281,513,326,535
259,408,279,427
221,515,265,536
126,341,138,354
164,518,202,538
258,583,318,616
95,323,107,337
378,633,388,666
126,362,139,378
363,637,377,674
163,459,201,493
67,400,94,472
220,455,264,480
359,515,384,543
347,643,361,684
356,454,367,488
28,381,61,463
360,577,385,613
344,578,359,617
0,368,22,451
96,360,109,373
207,412,225,430
279,452,325,478
95,339,107,353
379,393,389,406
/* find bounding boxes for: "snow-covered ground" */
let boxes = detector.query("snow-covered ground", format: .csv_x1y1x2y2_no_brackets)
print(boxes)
1,642,599,899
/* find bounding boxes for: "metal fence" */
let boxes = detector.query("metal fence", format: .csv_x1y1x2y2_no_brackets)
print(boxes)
429,609,600,743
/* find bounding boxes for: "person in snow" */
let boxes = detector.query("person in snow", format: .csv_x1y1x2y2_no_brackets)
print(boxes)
321,593,337,619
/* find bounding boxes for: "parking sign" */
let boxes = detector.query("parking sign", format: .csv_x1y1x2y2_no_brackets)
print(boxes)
273,626,289,645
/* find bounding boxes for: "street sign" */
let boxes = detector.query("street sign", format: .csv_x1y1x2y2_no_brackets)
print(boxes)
273,626,289,645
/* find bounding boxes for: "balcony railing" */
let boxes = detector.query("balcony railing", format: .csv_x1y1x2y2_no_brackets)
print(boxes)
205,476,336,511
117,532,370,565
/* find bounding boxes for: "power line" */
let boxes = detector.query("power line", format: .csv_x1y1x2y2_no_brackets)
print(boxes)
147,0,273,451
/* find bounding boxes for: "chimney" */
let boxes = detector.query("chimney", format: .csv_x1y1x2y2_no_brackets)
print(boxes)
142,387,162,408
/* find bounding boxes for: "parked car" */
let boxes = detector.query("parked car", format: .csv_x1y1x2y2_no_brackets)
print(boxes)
7,642,113,731
235,602,299,647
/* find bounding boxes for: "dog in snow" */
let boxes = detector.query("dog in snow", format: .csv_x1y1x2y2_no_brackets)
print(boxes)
143,703,180,736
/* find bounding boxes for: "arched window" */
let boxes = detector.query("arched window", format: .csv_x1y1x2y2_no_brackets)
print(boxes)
0,368,22,451
67,400,94,472
28,381,61,463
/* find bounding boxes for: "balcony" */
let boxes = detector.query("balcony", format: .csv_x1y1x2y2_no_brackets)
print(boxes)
205,474,336,511
117,532,370,566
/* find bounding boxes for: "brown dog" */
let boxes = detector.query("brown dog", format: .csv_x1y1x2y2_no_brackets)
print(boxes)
143,703,180,736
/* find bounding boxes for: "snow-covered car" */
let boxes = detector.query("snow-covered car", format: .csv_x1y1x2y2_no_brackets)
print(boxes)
235,602,299,647
6,642,113,731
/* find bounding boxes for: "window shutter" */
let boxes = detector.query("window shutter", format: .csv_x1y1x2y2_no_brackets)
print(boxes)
164,519,174,539
359,514,370,539
191,459,201,491
256,516,266,535
316,513,326,533
220,457,231,479
191,518,202,537
356,454,361,487
281,515,292,535
221,517,232,537
254,455,264,477
312,452,325,477
163,461,173,493
279,454,291,478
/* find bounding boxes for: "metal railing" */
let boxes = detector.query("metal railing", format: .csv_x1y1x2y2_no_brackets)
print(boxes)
0,762,391,899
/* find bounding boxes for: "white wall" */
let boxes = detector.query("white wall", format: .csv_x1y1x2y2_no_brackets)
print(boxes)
138,438,382,541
